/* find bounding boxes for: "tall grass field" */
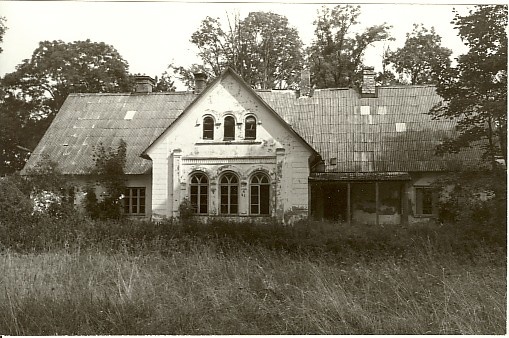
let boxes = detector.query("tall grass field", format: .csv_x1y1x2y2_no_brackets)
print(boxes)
0,216,506,335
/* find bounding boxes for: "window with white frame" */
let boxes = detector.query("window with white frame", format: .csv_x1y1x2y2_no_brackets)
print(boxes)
220,172,239,214
190,172,209,214
245,116,257,139
203,116,214,140
250,172,270,215
123,187,146,215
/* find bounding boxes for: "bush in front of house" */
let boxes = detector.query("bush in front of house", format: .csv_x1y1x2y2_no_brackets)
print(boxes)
434,169,506,244
1,209,505,261
0,176,33,220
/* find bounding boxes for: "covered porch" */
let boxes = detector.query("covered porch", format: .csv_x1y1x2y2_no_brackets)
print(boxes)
309,172,411,225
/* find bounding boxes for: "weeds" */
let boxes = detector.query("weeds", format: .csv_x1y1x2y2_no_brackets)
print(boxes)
0,216,506,334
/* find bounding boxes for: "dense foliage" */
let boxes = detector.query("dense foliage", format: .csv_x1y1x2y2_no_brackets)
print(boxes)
307,5,391,88
430,5,507,168
387,24,452,85
435,170,506,230
187,11,304,89
85,139,127,220
0,39,133,174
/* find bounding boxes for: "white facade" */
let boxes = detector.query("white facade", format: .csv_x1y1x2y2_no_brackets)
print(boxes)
144,72,315,223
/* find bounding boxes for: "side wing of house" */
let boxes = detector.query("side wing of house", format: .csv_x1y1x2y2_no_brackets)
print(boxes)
260,79,484,225
144,69,316,223
22,90,197,220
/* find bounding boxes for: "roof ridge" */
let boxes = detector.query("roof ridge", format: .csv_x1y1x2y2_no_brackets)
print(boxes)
68,91,196,97
379,84,437,89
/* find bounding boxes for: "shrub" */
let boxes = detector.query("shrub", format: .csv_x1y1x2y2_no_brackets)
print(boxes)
435,170,506,229
178,198,195,223
84,140,127,220
0,177,32,220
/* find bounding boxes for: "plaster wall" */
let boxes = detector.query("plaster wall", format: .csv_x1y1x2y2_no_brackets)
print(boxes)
146,73,313,222
407,172,446,224
68,174,152,219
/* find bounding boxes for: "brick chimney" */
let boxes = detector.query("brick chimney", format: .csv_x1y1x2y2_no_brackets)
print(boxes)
361,67,377,98
134,75,155,93
299,69,312,97
193,71,208,94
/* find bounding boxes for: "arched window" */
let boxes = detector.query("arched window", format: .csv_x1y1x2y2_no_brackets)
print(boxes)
190,173,208,214
245,116,256,139
224,116,235,140
250,173,270,215
203,116,214,140
220,172,238,214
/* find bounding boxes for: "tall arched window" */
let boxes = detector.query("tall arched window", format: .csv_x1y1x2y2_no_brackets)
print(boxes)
190,173,208,214
224,116,235,140
203,116,214,140
245,116,256,139
250,173,270,215
220,172,238,214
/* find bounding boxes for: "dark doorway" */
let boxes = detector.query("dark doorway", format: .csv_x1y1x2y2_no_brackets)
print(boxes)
322,184,348,222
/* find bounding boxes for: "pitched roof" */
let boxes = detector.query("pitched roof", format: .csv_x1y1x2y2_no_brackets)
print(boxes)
258,86,481,172
22,92,197,175
23,72,480,176
143,67,319,159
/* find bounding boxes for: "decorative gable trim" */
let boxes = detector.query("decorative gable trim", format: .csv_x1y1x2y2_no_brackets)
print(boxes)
142,67,319,162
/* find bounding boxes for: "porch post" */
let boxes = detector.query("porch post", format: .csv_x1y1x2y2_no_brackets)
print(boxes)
171,149,182,218
347,182,351,225
375,181,380,226
401,181,409,226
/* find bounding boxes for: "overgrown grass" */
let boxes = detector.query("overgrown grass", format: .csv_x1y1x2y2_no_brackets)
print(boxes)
0,215,506,334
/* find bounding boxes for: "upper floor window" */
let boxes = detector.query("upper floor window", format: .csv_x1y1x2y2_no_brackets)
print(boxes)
190,173,209,214
245,116,257,139
224,116,235,140
203,116,214,140
250,172,270,215
220,172,239,214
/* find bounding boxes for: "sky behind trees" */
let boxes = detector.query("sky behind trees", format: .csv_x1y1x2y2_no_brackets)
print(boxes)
0,1,479,89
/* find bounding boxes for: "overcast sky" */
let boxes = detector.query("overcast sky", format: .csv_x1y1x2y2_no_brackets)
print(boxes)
0,1,491,90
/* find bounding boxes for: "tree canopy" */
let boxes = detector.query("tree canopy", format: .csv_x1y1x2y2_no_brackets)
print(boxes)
307,5,391,89
387,24,452,85
430,5,507,169
189,11,304,89
0,39,133,174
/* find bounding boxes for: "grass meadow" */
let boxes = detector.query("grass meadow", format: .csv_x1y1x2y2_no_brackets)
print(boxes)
0,216,506,335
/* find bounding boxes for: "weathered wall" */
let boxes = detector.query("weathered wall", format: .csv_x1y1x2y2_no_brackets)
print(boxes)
146,72,313,222
407,172,445,224
70,174,152,219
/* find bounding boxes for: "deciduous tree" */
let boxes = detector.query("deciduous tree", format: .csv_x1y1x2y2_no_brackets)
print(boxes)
0,39,132,174
430,5,507,169
307,5,391,88
153,71,176,92
189,11,304,89
388,24,452,85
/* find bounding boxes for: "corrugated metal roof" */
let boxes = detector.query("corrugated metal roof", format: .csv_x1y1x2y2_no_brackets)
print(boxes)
23,83,479,176
23,92,197,175
258,86,480,172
